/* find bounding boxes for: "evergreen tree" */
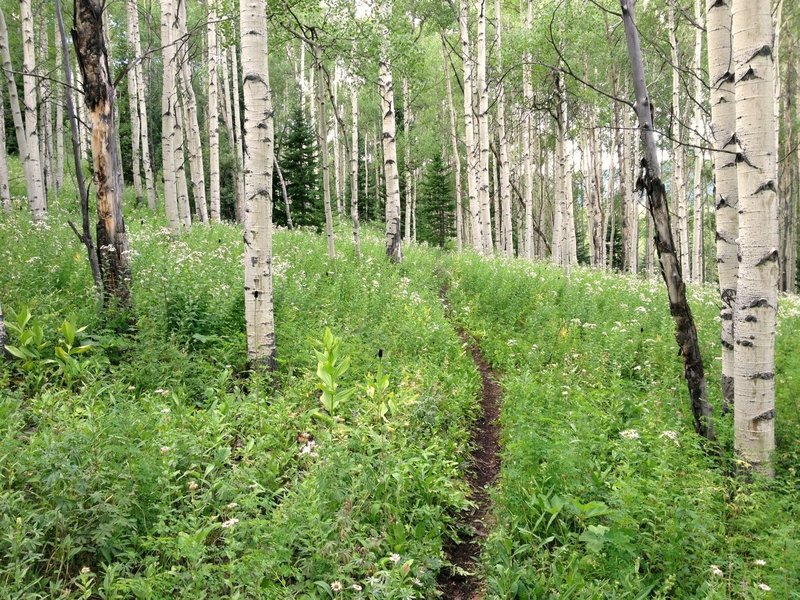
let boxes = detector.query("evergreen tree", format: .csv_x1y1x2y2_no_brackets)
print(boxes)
419,152,453,247
274,105,320,228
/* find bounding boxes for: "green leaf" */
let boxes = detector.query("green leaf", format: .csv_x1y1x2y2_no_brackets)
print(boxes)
4,345,30,360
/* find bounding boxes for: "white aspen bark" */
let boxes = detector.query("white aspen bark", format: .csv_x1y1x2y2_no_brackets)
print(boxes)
553,71,576,267
379,45,402,262
590,116,604,267
174,94,192,228
332,79,343,215
128,0,156,210
492,148,501,250
37,22,55,201
459,0,481,251
0,93,9,210
443,39,464,252
731,0,778,475
669,2,690,277
363,130,369,219
231,46,246,224
690,0,705,282
207,0,220,221
476,0,493,253
314,44,336,260
299,41,306,116
177,0,208,222
161,0,180,231
54,19,65,192
20,0,45,219
623,107,637,273
494,0,513,257
403,77,412,243
350,81,361,256
412,167,418,243
126,0,144,204
221,45,242,222
240,0,276,369
708,0,738,410
522,0,534,258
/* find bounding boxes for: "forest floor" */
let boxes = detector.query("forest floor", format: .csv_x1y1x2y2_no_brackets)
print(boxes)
2,203,800,598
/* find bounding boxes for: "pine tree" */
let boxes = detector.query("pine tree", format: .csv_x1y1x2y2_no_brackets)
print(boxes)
275,105,320,228
419,152,454,248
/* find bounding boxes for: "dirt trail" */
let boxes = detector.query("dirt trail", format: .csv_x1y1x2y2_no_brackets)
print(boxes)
437,317,502,600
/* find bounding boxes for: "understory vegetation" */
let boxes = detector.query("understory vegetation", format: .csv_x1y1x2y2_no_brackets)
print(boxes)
1,194,798,598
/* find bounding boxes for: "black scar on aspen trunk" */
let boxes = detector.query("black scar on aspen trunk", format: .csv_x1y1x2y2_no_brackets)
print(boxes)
752,408,776,423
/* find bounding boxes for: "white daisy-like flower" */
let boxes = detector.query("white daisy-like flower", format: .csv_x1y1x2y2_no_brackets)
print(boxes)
754,559,766,566
80,566,91,575
221,518,239,529
710,565,724,578
187,480,199,491
350,583,362,591
330,581,342,592
159,446,170,454
756,583,771,591
620,429,640,440
389,553,401,564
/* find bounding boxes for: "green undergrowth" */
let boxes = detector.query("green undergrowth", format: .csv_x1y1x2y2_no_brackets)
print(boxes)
0,205,480,598
441,254,800,599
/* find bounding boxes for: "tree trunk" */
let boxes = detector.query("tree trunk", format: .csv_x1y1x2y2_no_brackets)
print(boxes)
403,77,412,243
0,9,36,218
54,19,65,193
314,42,336,260
161,0,180,231
459,0,481,251
177,0,207,223
332,79,343,215
476,0,493,254
494,0,513,257
0,86,9,211
731,0,778,475
126,0,144,204
208,0,221,221
20,0,45,219
350,81,361,256
55,0,102,292
623,107,637,273
620,0,715,441
73,0,131,307
240,0,277,369
128,0,156,210
0,300,8,360
690,0,705,282
443,39,463,252
174,89,191,229
669,2,690,278
37,22,55,203
708,0,738,412
230,46,246,224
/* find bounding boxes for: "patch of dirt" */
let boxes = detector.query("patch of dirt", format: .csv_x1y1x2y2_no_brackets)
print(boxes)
437,299,502,599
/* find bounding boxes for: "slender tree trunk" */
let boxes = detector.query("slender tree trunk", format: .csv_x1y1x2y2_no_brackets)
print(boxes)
73,0,131,306
0,300,8,360
20,0,45,218
208,0,221,221
314,42,335,259
274,156,292,229
177,0,207,223
55,0,102,291
0,87,9,211
731,0,778,475
37,23,55,203
494,0,513,257
620,0,715,441
459,0,481,251
443,39,464,252
332,79,343,215
240,0,276,369
403,77,412,243
174,89,191,228
708,0,738,412
523,0,534,259
476,0,493,253
624,107,638,273
669,2,690,278
126,0,144,204
128,0,156,210
231,46,246,223
55,19,65,193
161,0,180,231
350,81,361,256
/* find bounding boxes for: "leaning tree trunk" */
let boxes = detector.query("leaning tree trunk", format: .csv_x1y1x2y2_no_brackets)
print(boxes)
240,0,277,369
620,0,715,441
160,0,180,231
73,0,131,307
207,0,221,221
708,0,739,413
20,0,45,220
731,0,778,475
0,300,9,359
459,0,481,251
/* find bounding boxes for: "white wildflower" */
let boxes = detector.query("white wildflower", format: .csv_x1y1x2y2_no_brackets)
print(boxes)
620,429,640,440
221,518,239,529
754,559,766,566
710,565,724,578
389,553,401,564
660,430,679,441
159,446,170,454
351,583,363,591
330,581,342,592
80,566,91,575
756,583,771,591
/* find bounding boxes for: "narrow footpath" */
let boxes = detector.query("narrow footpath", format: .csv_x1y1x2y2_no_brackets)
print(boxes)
437,293,503,599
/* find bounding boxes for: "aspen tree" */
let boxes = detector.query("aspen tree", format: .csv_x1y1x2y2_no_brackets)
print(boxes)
350,78,361,256
128,0,156,210
174,99,192,228
689,0,705,282
0,87,9,210
126,0,144,204
443,38,463,251
314,42,336,259
177,0,207,222
708,0,738,411
161,0,180,232
623,107,637,273
332,78,343,215
0,300,8,359
620,0,715,440
37,23,55,201
522,0,534,259
460,0,481,251
208,0,221,221
668,2,690,277
403,78,412,243
495,0,513,257
54,20,65,192
240,0,277,369
476,0,493,254
731,0,778,475
20,0,45,216
73,0,131,306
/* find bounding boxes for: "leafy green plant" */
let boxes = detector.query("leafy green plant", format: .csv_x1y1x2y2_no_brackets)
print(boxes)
313,327,356,416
